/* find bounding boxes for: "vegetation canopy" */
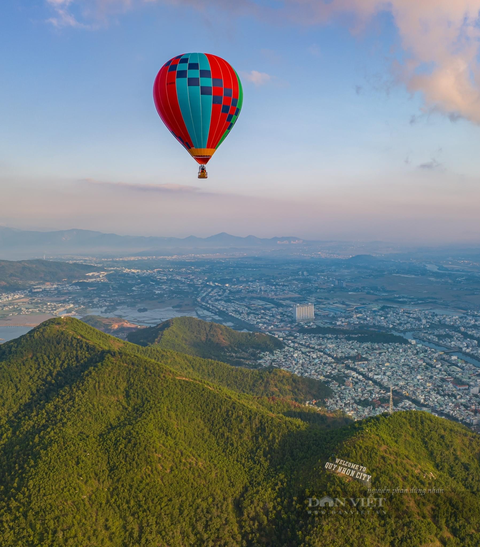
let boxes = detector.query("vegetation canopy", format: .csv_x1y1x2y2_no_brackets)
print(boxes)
0,318,478,546
0,260,97,292
127,315,284,366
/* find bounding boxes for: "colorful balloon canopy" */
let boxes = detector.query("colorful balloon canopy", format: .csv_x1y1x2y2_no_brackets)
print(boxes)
153,53,243,166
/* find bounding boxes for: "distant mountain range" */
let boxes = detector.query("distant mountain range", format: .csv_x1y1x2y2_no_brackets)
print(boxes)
3,226,478,261
0,226,307,259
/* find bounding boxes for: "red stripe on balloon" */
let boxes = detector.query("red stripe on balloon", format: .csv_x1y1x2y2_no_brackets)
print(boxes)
153,59,193,150
206,54,238,149
205,55,222,149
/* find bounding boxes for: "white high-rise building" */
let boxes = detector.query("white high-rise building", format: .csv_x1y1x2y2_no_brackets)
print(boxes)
294,303,315,322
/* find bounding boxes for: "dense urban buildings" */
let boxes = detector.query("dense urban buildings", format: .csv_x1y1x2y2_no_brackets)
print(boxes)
1,250,480,431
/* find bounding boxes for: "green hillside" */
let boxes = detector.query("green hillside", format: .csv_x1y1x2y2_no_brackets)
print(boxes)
0,318,479,546
127,316,284,366
0,259,97,291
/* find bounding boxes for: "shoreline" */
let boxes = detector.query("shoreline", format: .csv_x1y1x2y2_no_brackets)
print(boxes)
0,314,55,328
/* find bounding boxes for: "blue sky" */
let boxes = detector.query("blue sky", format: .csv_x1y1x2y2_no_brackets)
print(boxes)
1,0,480,243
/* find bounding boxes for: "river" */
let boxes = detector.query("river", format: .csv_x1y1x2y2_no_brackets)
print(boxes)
397,331,480,368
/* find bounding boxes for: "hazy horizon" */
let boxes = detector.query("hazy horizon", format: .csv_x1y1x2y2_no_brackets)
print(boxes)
1,220,480,249
2,173,480,245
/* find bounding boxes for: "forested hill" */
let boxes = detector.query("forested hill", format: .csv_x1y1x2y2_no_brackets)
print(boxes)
127,315,284,365
0,318,479,546
0,259,97,291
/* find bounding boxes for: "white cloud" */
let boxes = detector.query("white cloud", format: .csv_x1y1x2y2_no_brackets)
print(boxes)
241,70,272,87
47,11,84,28
45,0,132,28
47,0,73,5
44,0,480,124
282,0,480,124
46,0,94,28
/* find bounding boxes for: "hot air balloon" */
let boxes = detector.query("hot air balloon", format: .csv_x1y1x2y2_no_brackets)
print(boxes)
153,53,243,179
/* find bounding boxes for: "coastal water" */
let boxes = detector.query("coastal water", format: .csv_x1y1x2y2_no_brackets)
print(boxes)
0,327,32,344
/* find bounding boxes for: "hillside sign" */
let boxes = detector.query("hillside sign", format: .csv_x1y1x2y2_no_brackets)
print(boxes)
325,457,372,484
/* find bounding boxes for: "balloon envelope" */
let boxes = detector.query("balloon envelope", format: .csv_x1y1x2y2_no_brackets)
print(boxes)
153,53,243,165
